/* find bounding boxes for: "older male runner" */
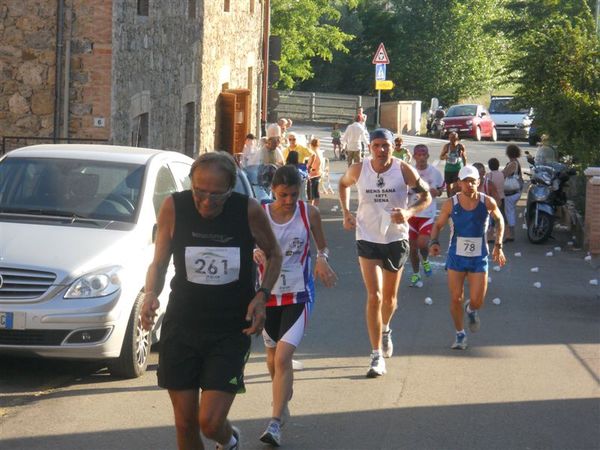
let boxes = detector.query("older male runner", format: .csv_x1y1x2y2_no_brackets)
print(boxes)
339,129,431,377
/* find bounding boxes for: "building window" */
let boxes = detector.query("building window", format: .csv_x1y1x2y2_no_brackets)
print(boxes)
137,0,149,16
224,0,230,12
184,102,195,157
132,113,149,147
188,0,196,18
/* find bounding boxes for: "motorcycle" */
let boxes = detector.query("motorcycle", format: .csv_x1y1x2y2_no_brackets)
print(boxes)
426,107,445,138
524,148,576,244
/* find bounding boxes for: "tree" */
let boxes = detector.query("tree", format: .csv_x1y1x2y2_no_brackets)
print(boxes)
270,0,358,88
509,11,600,167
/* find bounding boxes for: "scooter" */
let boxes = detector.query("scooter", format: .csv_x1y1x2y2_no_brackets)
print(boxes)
524,149,576,244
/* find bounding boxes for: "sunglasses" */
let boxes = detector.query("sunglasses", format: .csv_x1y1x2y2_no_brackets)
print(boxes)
192,188,232,202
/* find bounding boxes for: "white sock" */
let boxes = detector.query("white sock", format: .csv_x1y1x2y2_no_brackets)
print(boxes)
372,349,381,356
466,305,474,314
382,324,390,333
457,329,466,335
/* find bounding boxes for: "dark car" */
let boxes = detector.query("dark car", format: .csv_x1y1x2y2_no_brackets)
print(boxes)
442,104,497,141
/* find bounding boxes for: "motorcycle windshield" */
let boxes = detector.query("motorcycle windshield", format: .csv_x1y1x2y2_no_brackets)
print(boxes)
534,146,557,165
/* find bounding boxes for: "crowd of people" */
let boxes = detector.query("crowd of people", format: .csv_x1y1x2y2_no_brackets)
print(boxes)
140,116,523,449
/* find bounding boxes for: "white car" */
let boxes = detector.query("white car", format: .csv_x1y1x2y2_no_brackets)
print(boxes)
0,144,198,378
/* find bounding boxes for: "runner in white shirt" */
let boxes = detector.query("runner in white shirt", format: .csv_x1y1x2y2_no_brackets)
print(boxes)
407,144,445,287
339,128,431,378
341,116,370,166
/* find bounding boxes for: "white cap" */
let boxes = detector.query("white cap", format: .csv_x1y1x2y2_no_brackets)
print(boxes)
458,165,480,180
266,123,281,138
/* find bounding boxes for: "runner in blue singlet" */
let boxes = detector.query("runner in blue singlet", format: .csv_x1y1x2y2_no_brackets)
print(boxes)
429,165,506,350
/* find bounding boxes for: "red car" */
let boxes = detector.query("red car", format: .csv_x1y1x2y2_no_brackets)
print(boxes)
442,104,497,141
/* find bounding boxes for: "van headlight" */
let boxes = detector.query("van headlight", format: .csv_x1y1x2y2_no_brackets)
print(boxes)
64,266,122,298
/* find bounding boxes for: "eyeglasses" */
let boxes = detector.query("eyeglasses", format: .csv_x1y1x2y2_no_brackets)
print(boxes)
192,188,232,202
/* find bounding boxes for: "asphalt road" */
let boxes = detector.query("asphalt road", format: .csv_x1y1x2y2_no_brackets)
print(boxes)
1,129,598,449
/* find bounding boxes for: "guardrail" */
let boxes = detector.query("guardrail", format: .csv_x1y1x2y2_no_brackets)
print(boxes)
269,89,377,126
1,136,110,155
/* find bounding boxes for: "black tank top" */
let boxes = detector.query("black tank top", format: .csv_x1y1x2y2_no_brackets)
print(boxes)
167,190,255,332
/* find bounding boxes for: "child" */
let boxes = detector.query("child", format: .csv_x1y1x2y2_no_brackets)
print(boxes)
331,123,342,159
255,165,337,447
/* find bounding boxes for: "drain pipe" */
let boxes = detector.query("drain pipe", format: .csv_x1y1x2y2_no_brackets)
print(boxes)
260,0,270,136
53,0,65,142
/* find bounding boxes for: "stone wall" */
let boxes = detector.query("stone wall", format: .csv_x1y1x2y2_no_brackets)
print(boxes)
199,0,264,154
111,0,203,151
0,1,57,140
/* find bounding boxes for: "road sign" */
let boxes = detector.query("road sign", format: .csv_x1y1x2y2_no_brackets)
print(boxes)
375,80,394,90
375,64,386,81
372,43,390,64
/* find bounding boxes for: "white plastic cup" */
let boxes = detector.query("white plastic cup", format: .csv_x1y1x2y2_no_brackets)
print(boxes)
424,297,433,305
533,282,542,288
590,279,599,286
530,267,539,272
492,297,501,305
585,255,592,262
545,252,553,257
514,252,522,257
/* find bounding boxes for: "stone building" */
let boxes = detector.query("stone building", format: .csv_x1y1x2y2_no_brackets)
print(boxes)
0,0,266,156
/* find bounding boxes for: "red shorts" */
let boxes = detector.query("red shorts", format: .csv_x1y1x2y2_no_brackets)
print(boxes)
408,216,434,240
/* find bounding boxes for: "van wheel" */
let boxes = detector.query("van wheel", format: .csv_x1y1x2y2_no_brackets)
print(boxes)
108,292,150,378
490,127,497,142
475,127,482,141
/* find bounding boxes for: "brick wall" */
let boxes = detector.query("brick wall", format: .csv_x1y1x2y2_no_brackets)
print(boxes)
69,0,112,140
584,168,600,256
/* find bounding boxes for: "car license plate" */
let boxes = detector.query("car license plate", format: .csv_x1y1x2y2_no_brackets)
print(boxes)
449,128,458,132
0,312,26,330
500,130,510,134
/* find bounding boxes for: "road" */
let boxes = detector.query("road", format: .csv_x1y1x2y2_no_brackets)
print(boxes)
1,128,599,449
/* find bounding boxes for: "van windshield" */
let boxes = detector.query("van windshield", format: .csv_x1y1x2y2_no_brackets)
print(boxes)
489,98,530,114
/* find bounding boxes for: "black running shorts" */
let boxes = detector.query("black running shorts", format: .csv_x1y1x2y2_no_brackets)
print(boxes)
356,239,409,272
157,321,250,394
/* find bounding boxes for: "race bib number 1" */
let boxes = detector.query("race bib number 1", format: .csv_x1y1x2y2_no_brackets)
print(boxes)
272,263,305,295
456,237,483,257
185,247,240,285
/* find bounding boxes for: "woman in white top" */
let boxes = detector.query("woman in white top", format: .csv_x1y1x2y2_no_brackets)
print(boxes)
339,128,432,378
254,165,337,447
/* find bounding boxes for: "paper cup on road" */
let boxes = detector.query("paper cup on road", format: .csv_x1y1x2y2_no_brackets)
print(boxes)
530,267,539,273
492,297,501,305
514,252,522,257
584,255,592,262
424,297,433,305
533,282,542,288
545,251,553,257
590,279,599,286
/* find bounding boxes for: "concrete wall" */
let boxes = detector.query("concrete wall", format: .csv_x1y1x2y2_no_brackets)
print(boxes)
198,0,263,154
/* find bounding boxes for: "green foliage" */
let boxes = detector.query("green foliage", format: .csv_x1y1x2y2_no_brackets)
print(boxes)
270,0,357,88
508,7,600,167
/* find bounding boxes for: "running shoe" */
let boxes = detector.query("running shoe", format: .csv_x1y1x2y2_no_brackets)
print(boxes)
366,352,386,378
410,273,423,288
382,329,393,358
259,420,281,447
422,259,433,277
464,300,481,333
451,332,468,350
216,425,241,450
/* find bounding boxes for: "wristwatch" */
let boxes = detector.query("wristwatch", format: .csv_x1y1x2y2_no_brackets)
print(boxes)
257,287,271,298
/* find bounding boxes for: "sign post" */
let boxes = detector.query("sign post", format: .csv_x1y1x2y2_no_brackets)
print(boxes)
372,43,390,127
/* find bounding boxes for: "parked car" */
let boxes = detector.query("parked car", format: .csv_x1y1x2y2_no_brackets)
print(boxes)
489,95,533,141
442,104,497,141
0,144,252,378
